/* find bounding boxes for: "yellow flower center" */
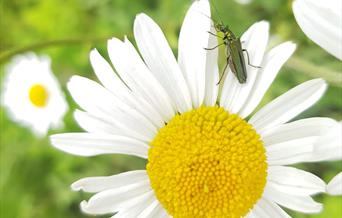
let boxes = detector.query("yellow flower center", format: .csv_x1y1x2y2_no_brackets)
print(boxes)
147,106,267,218
28,84,49,107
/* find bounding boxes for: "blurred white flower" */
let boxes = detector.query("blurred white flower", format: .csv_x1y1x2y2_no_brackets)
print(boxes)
327,172,342,195
235,0,252,5
293,0,342,60
1,53,68,136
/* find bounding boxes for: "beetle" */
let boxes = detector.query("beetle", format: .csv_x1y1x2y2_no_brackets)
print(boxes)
205,23,261,85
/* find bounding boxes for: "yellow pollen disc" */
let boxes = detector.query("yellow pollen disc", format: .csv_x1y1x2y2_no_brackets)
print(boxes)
147,106,267,218
28,84,49,107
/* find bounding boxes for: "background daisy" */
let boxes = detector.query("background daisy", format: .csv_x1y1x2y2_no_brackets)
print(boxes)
51,0,339,217
235,0,252,5
1,53,68,136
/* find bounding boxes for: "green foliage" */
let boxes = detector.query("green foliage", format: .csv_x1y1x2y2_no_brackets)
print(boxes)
1,0,341,217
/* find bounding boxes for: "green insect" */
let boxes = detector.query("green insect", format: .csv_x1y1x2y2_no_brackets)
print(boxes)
205,23,261,85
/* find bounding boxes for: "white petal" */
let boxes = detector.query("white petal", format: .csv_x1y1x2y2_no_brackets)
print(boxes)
107,37,175,122
68,75,113,116
74,110,120,134
80,180,151,215
90,49,129,97
68,76,157,141
204,25,219,106
239,42,296,118
130,96,167,129
90,49,165,128
134,13,192,112
249,79,327,132
268,166,325,196
152,207,170,218
293,0,342,60
261,117,337,145
312,121,342,161
114,194,170,218
220,21,269,114
71,170,148,193
178,0,211,107
112,191,155,218
246,198,291,218
327,172,342,195
264,120,340,165
244,210,257,218
137,199,160,218
263,185,323,213
266,137,317,165
50,133,149,158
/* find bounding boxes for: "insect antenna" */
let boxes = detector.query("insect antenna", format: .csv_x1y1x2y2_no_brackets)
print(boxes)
195,10,217,24
209,0,224,25
194,10,223,39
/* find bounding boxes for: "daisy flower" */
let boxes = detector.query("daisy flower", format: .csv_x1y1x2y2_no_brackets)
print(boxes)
293,0,342,60
2,53,68,136
51,0,336,217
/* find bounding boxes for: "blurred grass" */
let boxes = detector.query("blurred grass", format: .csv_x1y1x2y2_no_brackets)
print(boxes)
0,0,341,217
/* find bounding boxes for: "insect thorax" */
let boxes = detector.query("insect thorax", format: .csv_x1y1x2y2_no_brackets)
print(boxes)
215,23,236,41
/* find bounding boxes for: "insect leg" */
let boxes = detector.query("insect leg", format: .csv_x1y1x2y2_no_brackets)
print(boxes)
207,31,223,38
217,55,231,85
242,49,261,68
204,43,224,50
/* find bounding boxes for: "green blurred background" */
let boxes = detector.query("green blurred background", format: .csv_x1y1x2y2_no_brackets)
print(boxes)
0,0,341,217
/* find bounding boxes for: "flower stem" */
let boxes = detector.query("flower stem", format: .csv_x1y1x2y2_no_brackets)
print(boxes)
0,37,110,64
285,56,342,88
